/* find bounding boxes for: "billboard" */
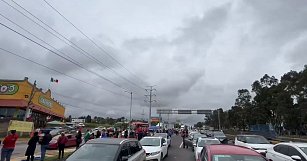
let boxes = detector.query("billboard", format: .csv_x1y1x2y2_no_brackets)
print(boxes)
151,117,160,123
8,120,34,132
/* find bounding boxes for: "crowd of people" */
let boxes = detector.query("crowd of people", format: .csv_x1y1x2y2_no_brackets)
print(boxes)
0,129,68,161
81,127,148,143
0,127,178,161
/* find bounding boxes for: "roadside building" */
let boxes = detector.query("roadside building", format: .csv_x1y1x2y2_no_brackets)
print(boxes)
0,77,65,134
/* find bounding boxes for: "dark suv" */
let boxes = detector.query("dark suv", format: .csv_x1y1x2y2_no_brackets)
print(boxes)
67,138,146,161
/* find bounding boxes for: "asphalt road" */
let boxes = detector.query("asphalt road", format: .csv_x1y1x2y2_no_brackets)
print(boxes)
9,135,194,161
164,135,195,161
12,143,35,159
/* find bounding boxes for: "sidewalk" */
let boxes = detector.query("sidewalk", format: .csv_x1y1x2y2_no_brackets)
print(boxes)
11,148,75,161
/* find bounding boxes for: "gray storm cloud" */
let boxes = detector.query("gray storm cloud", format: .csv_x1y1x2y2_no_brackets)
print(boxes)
0,0,307,124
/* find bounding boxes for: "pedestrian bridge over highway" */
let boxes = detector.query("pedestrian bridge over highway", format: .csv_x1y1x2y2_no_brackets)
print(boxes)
157,109,212,115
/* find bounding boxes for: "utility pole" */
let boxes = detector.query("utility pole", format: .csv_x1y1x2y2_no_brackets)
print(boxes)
129,92,132,130
145,86,156,127
142,109,145,121
167,113,170,129
125,91,133,130
218,109,221,131
24,80,36,121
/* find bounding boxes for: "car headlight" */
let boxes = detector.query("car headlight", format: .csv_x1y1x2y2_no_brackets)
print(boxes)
150,151,160,156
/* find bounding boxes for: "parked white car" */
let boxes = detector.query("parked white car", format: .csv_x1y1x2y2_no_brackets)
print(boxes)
140,137,168,161
194,137,220,161
266,142,307,161
154,133,171,147
235,135,273,155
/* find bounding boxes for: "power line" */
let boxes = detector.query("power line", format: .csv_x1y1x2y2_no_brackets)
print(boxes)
0,12,82,67
0,47,128,97
42,0,148,87
4,0,144,91
0,21,129,91
54,92,110,109
62,102,105,116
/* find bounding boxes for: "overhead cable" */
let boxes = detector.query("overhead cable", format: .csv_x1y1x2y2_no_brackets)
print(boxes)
0,47,128,97
42,0,149,87
0,22,129,91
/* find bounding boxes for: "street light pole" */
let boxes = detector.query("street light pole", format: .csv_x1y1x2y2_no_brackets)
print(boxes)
129,92,132,130
24,80,36,121
218,109,221,131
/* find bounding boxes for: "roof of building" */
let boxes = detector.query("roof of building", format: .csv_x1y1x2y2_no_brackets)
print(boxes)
86,138,137,145
208,145,261,156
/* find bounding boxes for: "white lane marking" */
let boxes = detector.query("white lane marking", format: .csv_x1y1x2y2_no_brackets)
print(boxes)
179,142,183,148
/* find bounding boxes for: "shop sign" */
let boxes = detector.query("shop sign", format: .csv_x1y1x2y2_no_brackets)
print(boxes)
39,95,52,108
8,120,34,132
0,83,19,95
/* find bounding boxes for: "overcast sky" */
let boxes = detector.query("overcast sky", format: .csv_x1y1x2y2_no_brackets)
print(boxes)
0,0,306,124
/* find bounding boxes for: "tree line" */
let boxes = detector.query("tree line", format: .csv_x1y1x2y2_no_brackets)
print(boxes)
205,65,307,135
66,115,127,125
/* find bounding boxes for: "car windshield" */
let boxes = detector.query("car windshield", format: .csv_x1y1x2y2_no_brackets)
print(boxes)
140,138,161,146
52,135,60,140
244,136,269,144
213,132,226,137
154,133,167,138
66,144,119,161
198,140,220,147
193,134,205,140
300,147,307,155
212,155,266,161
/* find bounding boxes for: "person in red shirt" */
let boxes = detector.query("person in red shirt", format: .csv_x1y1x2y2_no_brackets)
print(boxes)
1,130,18,161
57,133,68,159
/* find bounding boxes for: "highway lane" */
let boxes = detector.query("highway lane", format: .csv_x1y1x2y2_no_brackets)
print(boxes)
164,135,195,161
9,135,194,161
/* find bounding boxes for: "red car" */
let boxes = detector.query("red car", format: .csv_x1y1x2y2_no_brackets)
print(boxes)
198,144,268,161
48,134,77,149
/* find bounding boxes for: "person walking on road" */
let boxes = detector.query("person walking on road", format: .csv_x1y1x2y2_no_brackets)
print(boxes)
181,130,188,149
89,133,95,140
25,132,39,161
57,133,68,159
83,129,90,143
124,129,128,138
1,130,18,161
40,131,52,161
96,130,101,138
75,131,82,149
